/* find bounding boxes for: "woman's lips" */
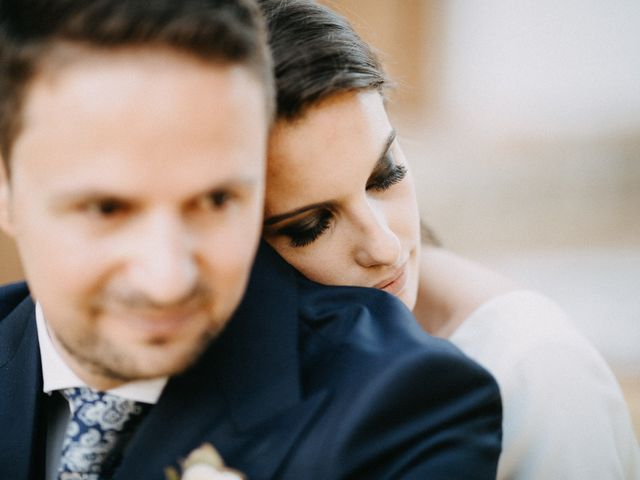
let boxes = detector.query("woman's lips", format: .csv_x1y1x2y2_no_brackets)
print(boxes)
374,263,408,296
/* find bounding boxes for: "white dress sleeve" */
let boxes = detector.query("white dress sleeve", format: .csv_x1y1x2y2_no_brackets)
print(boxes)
450,290,640,480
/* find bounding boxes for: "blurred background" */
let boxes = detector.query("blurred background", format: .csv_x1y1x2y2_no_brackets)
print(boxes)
0,0,638,433
316,0,640,433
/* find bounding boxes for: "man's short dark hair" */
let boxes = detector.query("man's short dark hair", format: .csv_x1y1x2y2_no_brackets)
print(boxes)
0,0,273,170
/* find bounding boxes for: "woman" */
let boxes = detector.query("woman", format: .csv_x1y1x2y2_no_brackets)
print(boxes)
259,0,640,478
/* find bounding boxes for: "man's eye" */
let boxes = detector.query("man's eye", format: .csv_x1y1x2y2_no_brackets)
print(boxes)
210,191,230,208
366,164,407,192
200,190,234,210
86,199,128,217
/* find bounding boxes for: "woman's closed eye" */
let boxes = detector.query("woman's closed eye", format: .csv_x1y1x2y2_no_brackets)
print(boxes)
274,209,333,247
366,151,407,192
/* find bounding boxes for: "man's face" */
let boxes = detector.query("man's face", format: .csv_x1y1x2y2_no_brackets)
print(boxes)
0,48,268,389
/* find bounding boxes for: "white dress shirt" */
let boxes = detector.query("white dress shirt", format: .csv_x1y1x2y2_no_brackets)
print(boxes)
35,303,168,480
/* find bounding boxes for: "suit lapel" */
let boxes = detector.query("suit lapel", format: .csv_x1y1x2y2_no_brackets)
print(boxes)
218,390,329,479
117,243,328,479
0,293,48,479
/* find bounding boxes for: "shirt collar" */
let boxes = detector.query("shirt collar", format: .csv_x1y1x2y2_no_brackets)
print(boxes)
35,302,167,404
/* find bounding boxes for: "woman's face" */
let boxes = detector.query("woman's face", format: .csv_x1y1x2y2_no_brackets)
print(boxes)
263,90,421,309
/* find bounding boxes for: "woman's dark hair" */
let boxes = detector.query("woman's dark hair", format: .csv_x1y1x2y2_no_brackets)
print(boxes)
259,0,388,120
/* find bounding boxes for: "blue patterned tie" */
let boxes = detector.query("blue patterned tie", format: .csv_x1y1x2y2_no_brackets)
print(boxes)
58,387,151,480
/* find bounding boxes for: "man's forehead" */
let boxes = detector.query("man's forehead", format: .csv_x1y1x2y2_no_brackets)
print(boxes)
17,44,270,144
33,42,244,88
17,47,266,139
10,45,268,193
28,42,274,128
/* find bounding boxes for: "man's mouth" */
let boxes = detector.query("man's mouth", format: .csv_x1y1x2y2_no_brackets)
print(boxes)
105,304,208,338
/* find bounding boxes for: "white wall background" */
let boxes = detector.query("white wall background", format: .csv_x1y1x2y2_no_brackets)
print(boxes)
439,0,640,138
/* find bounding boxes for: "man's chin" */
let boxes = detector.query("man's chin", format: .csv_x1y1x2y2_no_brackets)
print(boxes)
114,338,214,380
72,334,215,386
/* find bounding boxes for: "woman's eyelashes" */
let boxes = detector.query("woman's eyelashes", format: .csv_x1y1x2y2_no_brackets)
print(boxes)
366,153,407,192
269,149,406,248
278,209,333,247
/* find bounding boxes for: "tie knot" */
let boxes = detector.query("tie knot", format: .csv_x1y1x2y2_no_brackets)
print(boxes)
61,387,147,432
58,387,150,479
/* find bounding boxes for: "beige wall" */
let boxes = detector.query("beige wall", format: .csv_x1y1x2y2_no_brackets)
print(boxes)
0,233,22,283
320,0,443,119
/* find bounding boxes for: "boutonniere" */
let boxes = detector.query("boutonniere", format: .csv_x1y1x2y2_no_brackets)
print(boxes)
165,443,246,480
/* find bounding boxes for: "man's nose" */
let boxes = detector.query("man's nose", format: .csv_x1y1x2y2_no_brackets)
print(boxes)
128,214,199,305
352,201,402,268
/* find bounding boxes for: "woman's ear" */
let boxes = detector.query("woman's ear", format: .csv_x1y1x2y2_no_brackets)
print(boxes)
0,157,15,237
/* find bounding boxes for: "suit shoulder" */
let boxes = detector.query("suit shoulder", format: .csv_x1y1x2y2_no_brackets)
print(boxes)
0,282,30,320
301,282,470,358
299,281,498,390
295,283,502,478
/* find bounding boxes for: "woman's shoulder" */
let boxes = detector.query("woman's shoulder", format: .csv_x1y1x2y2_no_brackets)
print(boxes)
452,289,585,349
450,289,609,383
416,248,615,385
453,289,640,479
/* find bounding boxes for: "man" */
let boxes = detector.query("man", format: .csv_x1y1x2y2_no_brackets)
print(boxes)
0,0,502,478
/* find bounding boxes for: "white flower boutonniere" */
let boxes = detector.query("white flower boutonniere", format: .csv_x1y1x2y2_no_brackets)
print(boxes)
165,443,246,480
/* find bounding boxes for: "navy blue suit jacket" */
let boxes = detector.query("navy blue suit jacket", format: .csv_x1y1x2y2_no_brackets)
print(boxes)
0,242,501,479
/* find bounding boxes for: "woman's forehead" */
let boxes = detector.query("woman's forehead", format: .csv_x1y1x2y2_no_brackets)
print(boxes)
267,91,391,174
264,91,395,215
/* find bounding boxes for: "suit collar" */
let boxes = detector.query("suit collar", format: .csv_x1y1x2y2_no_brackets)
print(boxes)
0,292,48,479
210,241,303,430
0,283,33,367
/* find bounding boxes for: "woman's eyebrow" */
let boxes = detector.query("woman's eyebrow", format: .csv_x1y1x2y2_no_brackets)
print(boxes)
371,129,397,173
264,201,332,226
382,129,397,158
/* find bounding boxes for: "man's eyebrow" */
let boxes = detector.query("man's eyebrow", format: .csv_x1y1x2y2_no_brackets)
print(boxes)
49,177,259,206
263,201,332,226
49,189,127,206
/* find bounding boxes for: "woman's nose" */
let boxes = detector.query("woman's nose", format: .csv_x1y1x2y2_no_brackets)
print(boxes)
352,203,402,268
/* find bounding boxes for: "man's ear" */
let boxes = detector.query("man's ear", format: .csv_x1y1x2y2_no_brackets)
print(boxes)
0,156,15,237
